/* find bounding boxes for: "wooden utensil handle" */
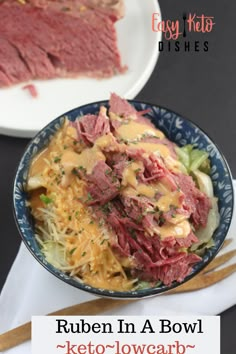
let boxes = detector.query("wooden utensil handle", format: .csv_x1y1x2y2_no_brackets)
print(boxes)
0,298,132,352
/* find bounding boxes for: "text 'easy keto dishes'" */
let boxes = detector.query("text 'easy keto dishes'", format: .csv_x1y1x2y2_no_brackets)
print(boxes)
27,94,220,291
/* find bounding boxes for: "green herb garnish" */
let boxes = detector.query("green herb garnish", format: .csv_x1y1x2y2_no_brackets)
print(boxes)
78,165,86,172
69,247,77,255
100,239,107,245
105,169,111,175
40,194,53,205
54,156,61,163
86,193,93,202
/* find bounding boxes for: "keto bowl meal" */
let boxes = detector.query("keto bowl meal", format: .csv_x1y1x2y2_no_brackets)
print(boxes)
13,94,234,298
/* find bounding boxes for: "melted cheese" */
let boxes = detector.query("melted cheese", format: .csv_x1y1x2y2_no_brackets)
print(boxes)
155,220,191,239
117,121,164,140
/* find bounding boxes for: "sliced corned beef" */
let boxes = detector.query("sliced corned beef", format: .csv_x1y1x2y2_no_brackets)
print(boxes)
137,152,178,190
26,0,124,21
109,93,154,126
123,148,178,190
107,218,201,286
133,247,201,285
160,232,199,251
109,93,138,118
161,254,201,285
142,153,166,181
120,194,165,235
175,231,199,248
121,194,153,222
106,152,128,179
23,84,38,98
0,2,125,87
174,173,211,228
75,107,110,145
106,212,131,256
86,161,120,205
93,200,132,256
0,37,31,86
0,70,11,87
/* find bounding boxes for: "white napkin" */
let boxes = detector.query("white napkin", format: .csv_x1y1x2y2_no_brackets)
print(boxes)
1,182,236,354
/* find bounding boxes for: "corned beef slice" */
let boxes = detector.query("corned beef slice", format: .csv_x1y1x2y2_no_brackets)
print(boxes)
27,0,124,20
95,191,200,285
121,194,158,231
0,37,32,85
109,92,155,128
127,150,178,190
174,173,211,228
131,232,201,285
86,161,120,205
141,153,166,181
134,252,201,285
106,152,128,178
76,107,110,145
0,70,11,86
0,1,125,87
110,93,138,118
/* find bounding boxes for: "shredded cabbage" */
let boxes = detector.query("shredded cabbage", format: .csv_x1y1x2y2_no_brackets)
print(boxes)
176,145,210,174
191,170,220,252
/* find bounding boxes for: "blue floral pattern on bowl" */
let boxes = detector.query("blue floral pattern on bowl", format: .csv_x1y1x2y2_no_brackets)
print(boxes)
13,100,234,298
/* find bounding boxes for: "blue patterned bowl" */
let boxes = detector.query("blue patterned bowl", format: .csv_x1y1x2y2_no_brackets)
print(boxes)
13,100,234,298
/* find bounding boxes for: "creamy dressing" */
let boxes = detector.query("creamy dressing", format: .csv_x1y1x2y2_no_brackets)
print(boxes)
121,161,142,188
117,121,164,140
136,184,156,198
155,191,182,212
155,220,191,239
94,132,125,152
130,142,170,156
95,133,116,149
29,147,50,177
61,147,105,175
121,181,175,200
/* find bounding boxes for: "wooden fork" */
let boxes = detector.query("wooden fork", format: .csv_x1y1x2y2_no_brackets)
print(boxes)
0,238,236,352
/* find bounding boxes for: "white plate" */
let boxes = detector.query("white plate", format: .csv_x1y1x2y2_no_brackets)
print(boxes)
0,0,161,138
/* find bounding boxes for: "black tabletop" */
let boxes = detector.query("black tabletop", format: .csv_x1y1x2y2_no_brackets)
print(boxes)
0,0,235,352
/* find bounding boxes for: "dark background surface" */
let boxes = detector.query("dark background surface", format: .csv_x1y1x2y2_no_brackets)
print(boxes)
0,0,235,352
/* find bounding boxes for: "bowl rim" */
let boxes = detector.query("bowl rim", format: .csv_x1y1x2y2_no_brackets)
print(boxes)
13,99,235,299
